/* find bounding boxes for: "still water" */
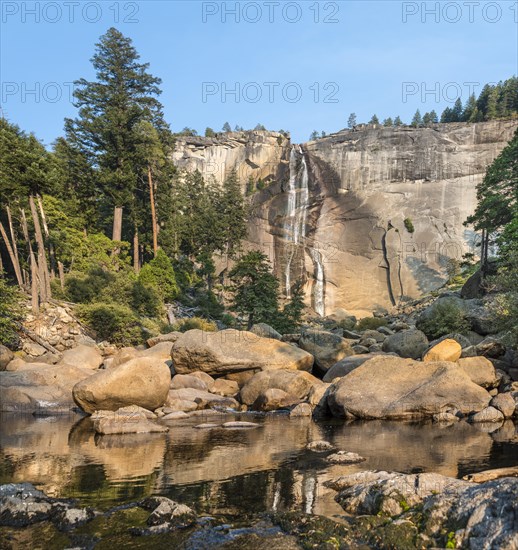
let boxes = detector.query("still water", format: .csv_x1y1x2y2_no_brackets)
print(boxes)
0,412,516,518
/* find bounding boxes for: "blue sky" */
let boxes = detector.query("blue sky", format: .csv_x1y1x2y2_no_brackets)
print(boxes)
1,0,517,145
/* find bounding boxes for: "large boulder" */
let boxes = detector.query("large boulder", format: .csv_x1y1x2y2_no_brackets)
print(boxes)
382,329,428,359
251,388,300,412
59,345,102,370
72,357,171,414
327,355,491,419
0,363,94,412
323,353,392,382
171,329,313,376
298,329,354,372
0,345,14,371
240,370,322,406
104,342,173,369
457,357,498,388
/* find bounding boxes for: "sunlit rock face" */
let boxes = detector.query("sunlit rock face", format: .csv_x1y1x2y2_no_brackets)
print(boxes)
172,121,518,314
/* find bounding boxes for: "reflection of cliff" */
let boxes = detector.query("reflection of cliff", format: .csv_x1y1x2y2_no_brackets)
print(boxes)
172,121,518,313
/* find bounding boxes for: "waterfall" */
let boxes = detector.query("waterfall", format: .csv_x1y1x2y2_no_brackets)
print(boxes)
283,145,325,316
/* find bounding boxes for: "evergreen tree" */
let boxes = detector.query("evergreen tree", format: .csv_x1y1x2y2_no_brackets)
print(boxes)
422,112,431,125
486,88,499,120
254,123,266,131
309,130,319,141
394,116,403,127
228,250,280,330
347,113,357,128
462,94,477,122
205,127,215,137
369,114,380,125
64,28,167,247
465,128,518,247
429,110,439,123
277,279,305,333
217,169,248,257
138,248,179,302
441,107,453,123
383,117,393,127
222,122,232,133
451,98,463,122
411,109,422,127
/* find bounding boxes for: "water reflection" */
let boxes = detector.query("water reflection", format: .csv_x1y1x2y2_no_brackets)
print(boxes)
0,412,516,517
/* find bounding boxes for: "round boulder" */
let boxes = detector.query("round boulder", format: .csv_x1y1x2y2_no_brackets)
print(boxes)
72,356,171,414
382,329,428,359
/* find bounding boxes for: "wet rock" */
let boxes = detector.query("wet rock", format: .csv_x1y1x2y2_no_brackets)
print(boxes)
327,355,491,419
252,388,300,412
382,329,428,359
171,329,313,376
164,397,199,412
432,412,459,423
469,406,505,423
326,451,365,464
457,356,498,388
139,496,196,529
222,421,260,429
288,403,312,417
463,466,518,482
166,387,239,410
240,370,322,406
490,393,516,418
306,440,336,452
161,411,190,421
423,339,462,362
93,411,169,435
195,423,220,429
0,345,14,371
298,329,354,372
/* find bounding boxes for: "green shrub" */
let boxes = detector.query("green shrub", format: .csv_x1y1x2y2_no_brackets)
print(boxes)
139,250,179,302
76,302,143,345
416,300,470,339
404,218,415,233
65,268,116,303
0,275,24,348
130,280,162,317
172,317,218,332
195,290,225,319
355,317,388,331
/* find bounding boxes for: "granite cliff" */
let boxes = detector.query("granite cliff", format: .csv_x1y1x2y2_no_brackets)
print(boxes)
172,121,518,315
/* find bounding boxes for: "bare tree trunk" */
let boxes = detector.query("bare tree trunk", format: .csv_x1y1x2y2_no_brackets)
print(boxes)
112,206,123,241
37,195,56,278
29,195,51,301
6,206,20,272
58,261,65,291
30,249,39,314
148,165,158,255
0,221,23,287
133,229,140,273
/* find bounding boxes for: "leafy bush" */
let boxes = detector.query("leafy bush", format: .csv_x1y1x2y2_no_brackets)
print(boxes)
355,317,388,331
416,300,470,339
76,302,143,345
0,275,24,348
139,249,179,302
172,317,218,332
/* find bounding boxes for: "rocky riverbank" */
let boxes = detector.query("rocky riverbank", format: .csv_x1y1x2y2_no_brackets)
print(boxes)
1,469,517,549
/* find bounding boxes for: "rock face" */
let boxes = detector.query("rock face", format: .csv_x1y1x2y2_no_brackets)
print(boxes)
327,355,491,419
171,329,313,376
173,121,518,314
72,357,171,414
